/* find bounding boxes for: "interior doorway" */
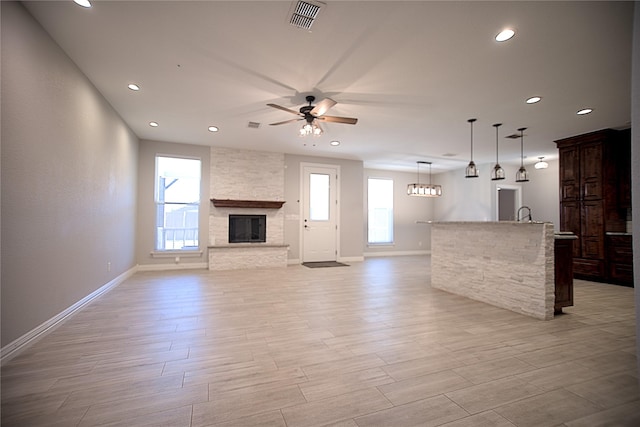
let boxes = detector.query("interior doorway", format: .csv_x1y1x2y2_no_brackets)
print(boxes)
496,184,522,221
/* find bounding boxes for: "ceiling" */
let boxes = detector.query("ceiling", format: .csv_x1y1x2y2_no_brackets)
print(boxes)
23,0,633,173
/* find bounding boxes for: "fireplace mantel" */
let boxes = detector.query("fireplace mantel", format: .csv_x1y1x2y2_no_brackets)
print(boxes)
210,199,285,209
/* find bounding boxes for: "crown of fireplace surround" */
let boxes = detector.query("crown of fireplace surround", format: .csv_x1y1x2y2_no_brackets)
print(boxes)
210,199,285,209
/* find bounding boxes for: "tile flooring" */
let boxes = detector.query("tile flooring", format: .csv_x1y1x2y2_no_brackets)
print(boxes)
2,256,639,426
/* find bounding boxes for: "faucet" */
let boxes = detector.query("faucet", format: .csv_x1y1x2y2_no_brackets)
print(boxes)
517,206,532,222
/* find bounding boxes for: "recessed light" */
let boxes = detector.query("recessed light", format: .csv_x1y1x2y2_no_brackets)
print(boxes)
577,108,593,115
149,121,159,127
128,83,140,91
330,140,340,146
526,96,541,104
74,0,92,8
495,29,515,42
208,126,219,132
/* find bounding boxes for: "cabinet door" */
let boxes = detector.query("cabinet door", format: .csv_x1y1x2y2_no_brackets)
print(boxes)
560,201,581,258
559,146,580,200
581,200,604,259
581,142,603,200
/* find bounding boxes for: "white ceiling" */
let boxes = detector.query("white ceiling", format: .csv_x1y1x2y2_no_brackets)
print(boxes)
23,0,633,173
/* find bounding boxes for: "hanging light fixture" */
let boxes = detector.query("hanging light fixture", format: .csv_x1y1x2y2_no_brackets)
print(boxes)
515,127,529,182
407,161,442,197
299,119,322,137
491,123,505,181
534,157,549,169
465,118,479,178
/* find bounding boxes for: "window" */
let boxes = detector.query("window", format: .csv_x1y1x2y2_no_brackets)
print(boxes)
368,178,394,244
309,173,330,221
155,156,201,250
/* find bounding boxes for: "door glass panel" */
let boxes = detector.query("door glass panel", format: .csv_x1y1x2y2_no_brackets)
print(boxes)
309,173,330,221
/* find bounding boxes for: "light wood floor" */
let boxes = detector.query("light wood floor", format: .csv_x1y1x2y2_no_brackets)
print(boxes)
2,256,639,426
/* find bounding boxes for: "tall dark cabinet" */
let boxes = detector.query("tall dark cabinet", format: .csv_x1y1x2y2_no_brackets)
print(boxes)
555,128,633,286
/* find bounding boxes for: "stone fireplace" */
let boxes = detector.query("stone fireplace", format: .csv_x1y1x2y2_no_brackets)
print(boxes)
208,147,288,270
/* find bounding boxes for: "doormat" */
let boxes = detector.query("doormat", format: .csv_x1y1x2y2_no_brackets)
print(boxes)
302,261,350,268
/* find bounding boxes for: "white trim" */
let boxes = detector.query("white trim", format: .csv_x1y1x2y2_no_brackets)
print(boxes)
1,266,137,365
137,262,208,272
364,250,430,258
495,183,522,221
287,258,301,265
150,250,203,258
300,162,341,263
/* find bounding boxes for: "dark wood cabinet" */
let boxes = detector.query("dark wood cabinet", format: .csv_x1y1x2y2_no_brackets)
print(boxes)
607,234,634,286
555,237,576,313
556,128,632,285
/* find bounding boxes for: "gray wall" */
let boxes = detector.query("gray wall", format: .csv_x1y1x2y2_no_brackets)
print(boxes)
1,2,138,346
284,154,364,261
364,169,434,255
434,160,560,229
136,140,210,268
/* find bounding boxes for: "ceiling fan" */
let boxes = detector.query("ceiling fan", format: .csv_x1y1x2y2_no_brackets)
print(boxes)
267,95,358,136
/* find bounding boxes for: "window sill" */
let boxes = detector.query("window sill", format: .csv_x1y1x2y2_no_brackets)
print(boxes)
367,243,395,248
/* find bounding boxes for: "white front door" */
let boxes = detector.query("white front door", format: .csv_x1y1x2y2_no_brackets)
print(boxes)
302,165,338,262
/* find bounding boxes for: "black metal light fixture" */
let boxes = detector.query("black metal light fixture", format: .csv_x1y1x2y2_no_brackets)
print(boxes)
407,161,442,197
465,118,479,178
515,127,529,182
491,123,505,181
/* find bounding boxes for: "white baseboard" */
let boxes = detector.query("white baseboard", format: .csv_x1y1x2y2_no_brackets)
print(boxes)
137,262,208,271
364,250,430,258
1,266,138,365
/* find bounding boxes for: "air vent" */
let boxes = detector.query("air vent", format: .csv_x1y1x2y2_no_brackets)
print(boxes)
248,121,261,129
289,0,323,30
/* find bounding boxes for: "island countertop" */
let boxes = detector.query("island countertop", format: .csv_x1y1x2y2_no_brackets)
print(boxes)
430,221,556,320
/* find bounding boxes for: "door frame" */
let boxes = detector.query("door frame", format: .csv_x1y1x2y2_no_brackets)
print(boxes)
299,162,341,263
495,183,522,221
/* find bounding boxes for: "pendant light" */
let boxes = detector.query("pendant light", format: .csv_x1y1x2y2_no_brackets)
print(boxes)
465,118,479,178
515,127,529,182
407,161,442,197
491,123,505,181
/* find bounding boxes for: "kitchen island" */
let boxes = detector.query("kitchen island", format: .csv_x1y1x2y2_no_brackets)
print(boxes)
431,221,565,320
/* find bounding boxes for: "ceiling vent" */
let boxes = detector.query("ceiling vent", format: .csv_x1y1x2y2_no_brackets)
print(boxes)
289,0,323,30
248,121,261,129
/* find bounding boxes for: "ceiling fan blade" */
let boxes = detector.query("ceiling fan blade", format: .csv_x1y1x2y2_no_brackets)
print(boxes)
310,97,337,116
267,103,301,116
269,118,302,126
318,115,358,125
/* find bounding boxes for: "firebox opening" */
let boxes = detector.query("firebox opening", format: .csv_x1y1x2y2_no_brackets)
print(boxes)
228,214,266,243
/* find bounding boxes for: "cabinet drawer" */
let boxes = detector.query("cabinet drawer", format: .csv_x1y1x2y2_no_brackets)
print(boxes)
607,236,632,263
609,263,634,285
574,258,604,277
